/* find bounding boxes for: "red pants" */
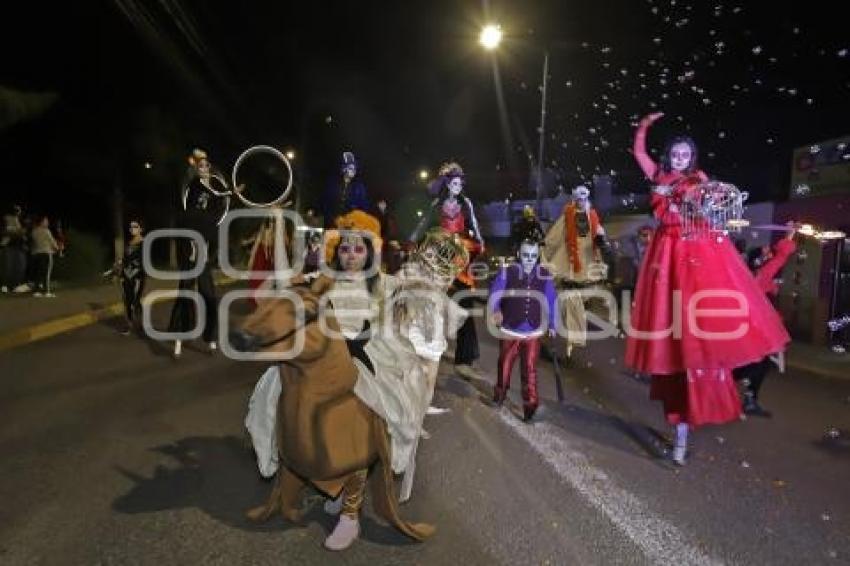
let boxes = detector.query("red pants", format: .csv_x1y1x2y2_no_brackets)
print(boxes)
495,337,540,411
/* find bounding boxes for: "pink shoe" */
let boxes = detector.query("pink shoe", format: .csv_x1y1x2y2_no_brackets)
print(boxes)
324,515,360,551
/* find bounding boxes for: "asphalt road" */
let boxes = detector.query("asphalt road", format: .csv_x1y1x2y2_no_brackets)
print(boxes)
1,312,849,565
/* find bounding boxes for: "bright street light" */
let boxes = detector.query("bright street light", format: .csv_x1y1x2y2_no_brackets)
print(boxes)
480,24,503,50
285,149,296,161
418,169,429,181
143,162,152,170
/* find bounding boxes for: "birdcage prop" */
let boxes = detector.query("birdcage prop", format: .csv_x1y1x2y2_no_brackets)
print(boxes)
680,181,749,241
414,228,470,280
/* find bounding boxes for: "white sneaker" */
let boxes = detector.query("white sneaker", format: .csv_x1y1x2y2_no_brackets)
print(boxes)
324,515,360,551
45,292,56,298
13,283,31,293
672,445,687,466
323,496,343,515
33,292,44,298
426,406,450,415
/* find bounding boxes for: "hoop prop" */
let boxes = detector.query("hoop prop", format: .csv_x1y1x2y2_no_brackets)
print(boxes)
232,145,293,208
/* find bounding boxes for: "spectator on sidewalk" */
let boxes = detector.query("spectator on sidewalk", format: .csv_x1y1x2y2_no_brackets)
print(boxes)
1,204,30,293
54,219,68,258
30,215,60,297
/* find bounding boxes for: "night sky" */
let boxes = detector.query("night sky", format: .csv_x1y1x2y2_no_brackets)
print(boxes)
1,0,849,234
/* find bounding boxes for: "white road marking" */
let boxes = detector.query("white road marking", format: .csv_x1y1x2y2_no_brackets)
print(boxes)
496,411,722,566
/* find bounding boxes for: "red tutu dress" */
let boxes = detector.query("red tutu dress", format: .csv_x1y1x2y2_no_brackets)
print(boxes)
625,119,790,426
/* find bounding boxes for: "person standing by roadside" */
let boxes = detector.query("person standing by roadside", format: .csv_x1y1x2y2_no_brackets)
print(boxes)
1,204,29,293
30,215,60,297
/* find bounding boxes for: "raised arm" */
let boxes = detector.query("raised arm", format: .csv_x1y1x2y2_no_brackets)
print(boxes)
633,112,664,180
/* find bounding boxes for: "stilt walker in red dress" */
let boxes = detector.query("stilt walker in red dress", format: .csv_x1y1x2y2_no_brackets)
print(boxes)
625,112,790,465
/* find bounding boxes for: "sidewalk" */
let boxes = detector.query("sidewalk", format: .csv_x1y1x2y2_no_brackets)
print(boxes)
0,274,237,352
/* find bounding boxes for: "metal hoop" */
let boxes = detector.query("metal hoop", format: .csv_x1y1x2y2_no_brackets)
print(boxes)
232,145,293,208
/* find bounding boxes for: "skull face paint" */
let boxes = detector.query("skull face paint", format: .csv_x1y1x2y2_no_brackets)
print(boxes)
519,242,540,274
572,185,591,209
337,234,368,273
342,164,357,181
669,142,693,172
447,176,464,196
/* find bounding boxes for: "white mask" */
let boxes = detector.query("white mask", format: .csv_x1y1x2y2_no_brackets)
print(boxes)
519,242,540,274
343,165,357,180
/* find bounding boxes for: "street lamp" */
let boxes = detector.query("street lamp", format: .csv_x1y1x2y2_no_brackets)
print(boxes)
143,161,152,170
479,24,503,50
418,169,429,181
285,149,296,161
480,23,549,219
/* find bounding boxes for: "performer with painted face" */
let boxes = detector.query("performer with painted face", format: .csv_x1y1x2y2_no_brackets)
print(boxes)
411,162,484,379
117,219,146,335
321,151,370,229
319,227,468,548
168,148,232,358
543,184,610,356
490,212,557,422
626,112,790,465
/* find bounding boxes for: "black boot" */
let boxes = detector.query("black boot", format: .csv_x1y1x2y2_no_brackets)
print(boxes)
742,394,772,418
523,406,537,422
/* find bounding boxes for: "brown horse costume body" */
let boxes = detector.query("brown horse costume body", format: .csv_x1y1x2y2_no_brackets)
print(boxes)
241,276,434,541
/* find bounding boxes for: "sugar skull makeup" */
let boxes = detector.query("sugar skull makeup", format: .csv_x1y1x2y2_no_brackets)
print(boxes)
669,142,693,172
519,242,540,274
338,234,368,273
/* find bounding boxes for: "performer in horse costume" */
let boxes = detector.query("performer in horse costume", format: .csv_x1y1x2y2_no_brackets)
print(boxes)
237,228,468,551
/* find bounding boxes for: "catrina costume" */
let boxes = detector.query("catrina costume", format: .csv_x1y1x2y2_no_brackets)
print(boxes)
410,162,484,373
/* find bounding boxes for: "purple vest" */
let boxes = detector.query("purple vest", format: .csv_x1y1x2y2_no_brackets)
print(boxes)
500,265,552,331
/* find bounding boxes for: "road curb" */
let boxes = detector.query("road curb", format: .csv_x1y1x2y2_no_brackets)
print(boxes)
0,276,239,353
0,302,125,352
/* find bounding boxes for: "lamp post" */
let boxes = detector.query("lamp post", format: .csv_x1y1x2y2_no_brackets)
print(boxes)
480,23,550,219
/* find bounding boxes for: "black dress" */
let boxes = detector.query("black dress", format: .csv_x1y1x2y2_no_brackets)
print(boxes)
167,177,225,341
121,240,146,325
